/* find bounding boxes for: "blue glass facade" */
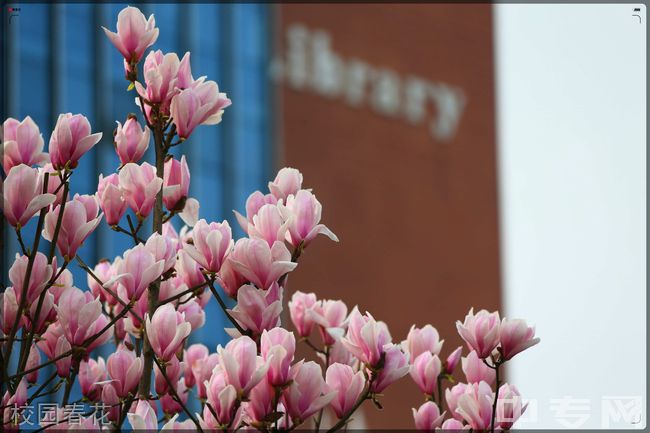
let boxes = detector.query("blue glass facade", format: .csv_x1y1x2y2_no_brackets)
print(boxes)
4,3,273,412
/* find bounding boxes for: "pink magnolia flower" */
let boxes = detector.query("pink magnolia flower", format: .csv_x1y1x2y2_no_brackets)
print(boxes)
326,363,365,418
260,328,296,386
107,347,143,398
102,6,158,64
178,299,205,331
78,357,107,401
0,288,20,335
245,376,276,428
184,218,233,273
25,345,41,384
25,290,55,334
456,308,501,359
499,318,540,360
328,338,356,367
39,163,65,206
288,291,319,338
43,196,103,261
445,383,469,421
114,117,150,166
55,287,112,351
160,379,188,415
402,324,445,361
118,162,163,220
2,379,27,427
8,252,55,304
194,353,220,399
87,259,115,304
48,267,73,304
341,308,392,367
106,243,164,300
283,360,336,424
146,304,192,361
3,164,56,228
228,283,283,337
48,113,102,170
496,383,527,429
183,343,208,388
100,384,121,423
216,253,247,299
170,80,232,139
455,381,494,430
201,365,240,428
440,418,467,430
371,344,409,393
163,155,190,211
444,346,463,374
230,238,297,290
135,51,192,115
126,400,159,431
268,167,303,202
279,189,338,248
2,116,48,173
409,352,442,396
176,248,205,290
412,401,445,432
462,350,495,385
247,204,290,247
234,190,278,233
97,173,127,226
154,356,183,395
309,299,348,346
36,323,72,377
218,336,268,397
144,232,177,274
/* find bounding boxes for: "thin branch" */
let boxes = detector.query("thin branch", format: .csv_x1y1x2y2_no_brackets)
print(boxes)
153,357,204,433
206,277,248,337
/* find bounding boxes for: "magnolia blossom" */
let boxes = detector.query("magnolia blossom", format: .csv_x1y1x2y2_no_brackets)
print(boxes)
184,218,233,273
183,344,209,388
114,117,150,165
49,113,102,170
402,324,445,361
3,164,56,228
244,376,276,428
170,79,232,139
410,352,442,396
456,308,501,359
444,346,463,374
247,203,290,247
178,298,206,331
268,167,303,202
8,252,55,304
455,381,494,430
309,299,348,346
163,155,190,211
341,308,392,367
279,189,338,248
326,363,365,418
2,116,48,173
78,357,107,401
97,173,127,226
145,304,192,361
217,336,268,397
36,323,72,377
39,163,65,206
43,196,103,261
193,353,220,399
118,162,163,220
462,350,496,385
234,190,278,233
107,348,143,398
25,345,41,384
371,344,410,393
260,327,296,386
102,6,158,64
105,243,164,300
283,360,336,424
496,383,527,429
135,50,192,114
499,318,540,360
230,238,297,290
445,382,469,421
201,365,239,428
160,379,188,415
0,288,20,335
126,400,159,431
412,401,445,432
154,356,183,396
288,291,319,338
55,287,112,351
228,284,283,336
144,232,177,274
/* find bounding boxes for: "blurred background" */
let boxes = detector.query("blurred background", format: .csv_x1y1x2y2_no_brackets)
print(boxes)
2,3,646,429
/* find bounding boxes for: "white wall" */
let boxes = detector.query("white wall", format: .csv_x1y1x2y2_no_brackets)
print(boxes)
494,4,646,429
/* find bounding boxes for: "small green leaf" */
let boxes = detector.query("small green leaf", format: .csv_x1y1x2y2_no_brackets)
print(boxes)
127,82,135,91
